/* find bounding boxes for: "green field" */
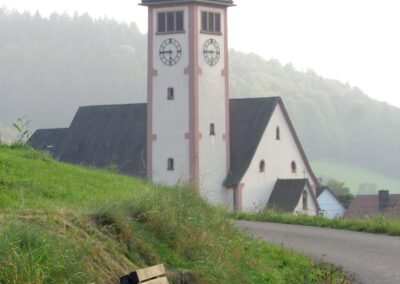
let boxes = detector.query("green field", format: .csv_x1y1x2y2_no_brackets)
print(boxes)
311,160,400,194
0,145,350,283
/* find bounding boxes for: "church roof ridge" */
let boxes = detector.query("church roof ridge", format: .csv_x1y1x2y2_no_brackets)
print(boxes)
141,0,234,6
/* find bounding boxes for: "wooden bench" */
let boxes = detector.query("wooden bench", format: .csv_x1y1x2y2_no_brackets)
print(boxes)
120,264,168,284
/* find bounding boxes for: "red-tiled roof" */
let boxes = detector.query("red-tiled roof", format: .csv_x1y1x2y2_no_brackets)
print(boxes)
344,194,400,218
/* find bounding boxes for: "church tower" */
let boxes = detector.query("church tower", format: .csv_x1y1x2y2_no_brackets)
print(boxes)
141,0,234,206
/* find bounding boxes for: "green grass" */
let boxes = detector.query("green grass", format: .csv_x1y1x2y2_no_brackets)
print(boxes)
311,160,400,194
232,210,400,236
0,145,352,283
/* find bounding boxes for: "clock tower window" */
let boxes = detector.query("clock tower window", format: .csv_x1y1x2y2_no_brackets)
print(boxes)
167,158,175,171
201,11,221,34
167,87,174,100
157,11,184,34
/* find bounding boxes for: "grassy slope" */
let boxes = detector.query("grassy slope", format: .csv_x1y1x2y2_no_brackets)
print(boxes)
311,160,400,194
232,210,400,237
0,146,350,283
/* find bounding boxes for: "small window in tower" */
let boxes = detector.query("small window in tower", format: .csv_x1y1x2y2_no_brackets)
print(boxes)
168,158,174,171
158,13,166,33
201,11,222,34
208,13,214,32
167,12,175,32
302,190,308,210
210,123,215,135
201,12,208,31
167,87,174,100
291,161,297,173
276,126,280,140
176,11,184,31
157,11,184,34
215,13,221,33
259,160,265,173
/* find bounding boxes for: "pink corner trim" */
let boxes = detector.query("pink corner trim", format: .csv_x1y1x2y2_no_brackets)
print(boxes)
187,4,200,189
223,7,230,174
235,183,244,211
146,7,155,181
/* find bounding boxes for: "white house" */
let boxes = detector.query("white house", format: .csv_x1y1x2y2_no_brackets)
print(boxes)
316,186,346,219
30,0,321,214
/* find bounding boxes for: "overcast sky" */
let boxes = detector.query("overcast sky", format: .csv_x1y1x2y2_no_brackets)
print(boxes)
1,0,400,107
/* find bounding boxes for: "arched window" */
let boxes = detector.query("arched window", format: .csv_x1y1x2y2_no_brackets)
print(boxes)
210,123,215,136
291,161,297,173
276,126,280,140
259,160,265,173
167,158,174,171
302,190,308,210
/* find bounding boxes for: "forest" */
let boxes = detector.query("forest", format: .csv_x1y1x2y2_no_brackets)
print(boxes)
1,9,399,180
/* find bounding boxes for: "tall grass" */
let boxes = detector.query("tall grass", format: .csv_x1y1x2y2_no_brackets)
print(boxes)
232,209,400,236
0,146,352,283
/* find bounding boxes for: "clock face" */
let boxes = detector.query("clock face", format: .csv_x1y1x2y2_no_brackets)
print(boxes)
203,39,220,66
159,38,182,66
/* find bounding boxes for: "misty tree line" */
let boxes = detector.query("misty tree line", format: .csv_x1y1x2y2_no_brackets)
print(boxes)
1,9,400,180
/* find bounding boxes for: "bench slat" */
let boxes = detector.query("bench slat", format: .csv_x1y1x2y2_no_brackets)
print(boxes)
142,276,169,284
136,264,166,281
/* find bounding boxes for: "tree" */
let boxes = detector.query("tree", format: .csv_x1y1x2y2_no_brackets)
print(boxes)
327,180,354,209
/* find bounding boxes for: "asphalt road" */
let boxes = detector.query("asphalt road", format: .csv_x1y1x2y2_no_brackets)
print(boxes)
236,220,400,284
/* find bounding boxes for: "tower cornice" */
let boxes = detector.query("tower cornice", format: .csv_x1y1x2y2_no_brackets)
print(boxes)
140,0,235,7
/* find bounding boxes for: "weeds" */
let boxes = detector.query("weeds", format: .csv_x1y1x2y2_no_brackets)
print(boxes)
0,146,353,283
232,209,400,236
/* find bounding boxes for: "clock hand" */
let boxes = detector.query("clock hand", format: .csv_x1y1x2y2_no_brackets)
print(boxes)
160,50,173,54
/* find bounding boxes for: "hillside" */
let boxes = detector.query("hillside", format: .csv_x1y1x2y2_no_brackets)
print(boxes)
1,9,400,182
311,161,400,194
0,145,350,283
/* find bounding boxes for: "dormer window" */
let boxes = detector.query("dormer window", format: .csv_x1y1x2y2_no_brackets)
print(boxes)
302,190,308,210
158,11,184,34
276,127,280,140
259,160,265,173
201,11,221,34
210,123,215,136
291,161,297,173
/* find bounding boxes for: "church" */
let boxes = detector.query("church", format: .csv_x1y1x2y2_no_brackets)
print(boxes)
30,0,320,214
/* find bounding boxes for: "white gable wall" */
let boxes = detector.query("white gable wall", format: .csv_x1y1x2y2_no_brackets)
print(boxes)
293,185,318,215
317,190,345,219
240,103,317,212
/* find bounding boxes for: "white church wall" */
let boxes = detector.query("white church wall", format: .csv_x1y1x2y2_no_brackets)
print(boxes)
293,186,318,215
197,6,232,207
240,103,318,212
317,190,345,219
151,6,191,186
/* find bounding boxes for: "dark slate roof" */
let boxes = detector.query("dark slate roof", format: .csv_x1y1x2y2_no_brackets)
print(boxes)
28,128,68,156
267,179,308,212
344,194,400,218
316,186,328,198
141,0,234,6
224,97,281,187
56,103,147,178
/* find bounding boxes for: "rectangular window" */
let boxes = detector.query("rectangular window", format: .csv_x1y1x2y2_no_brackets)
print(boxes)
176,11,184,31
158,13,166,33
201,12,208,31
215,13,221,33
167,12,175,32
208,13,214,32
168,158,174,171
157,11,184,34
201,11,222,34
167,87,174,100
